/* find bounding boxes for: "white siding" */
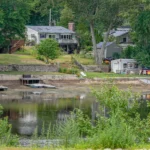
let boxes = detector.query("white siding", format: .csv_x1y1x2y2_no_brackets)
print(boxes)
111,59,137,73
26,28,39,44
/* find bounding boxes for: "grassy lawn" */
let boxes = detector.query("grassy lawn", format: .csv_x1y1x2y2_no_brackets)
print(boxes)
86,72,150,78
73,55,95,65
0,54,44,65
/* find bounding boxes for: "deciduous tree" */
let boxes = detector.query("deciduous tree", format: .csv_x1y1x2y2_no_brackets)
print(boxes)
0,0,31,53
59,5,74,28
36,38,60,64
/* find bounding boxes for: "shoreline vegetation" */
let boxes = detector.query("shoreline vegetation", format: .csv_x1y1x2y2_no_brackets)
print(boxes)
0,50,150,149
0,72,149,78
1,85,150,149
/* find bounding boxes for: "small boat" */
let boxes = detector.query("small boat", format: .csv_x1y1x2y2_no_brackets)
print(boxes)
140,79,150,85
26,84,56,89
0,86,8,91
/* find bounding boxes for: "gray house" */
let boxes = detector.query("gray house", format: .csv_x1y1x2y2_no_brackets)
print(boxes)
97,42,122,58
26,25,78,53
109,26,133,49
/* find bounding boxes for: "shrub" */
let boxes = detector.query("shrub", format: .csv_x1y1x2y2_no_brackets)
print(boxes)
55,115,80,148
36,55,45,62
36,38,61,64
59,67,79,75
0,105,19,146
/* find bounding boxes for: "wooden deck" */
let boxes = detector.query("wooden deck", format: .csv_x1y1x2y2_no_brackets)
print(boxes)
20,78,41,85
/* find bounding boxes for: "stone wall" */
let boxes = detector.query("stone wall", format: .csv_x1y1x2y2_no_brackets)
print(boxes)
0,64,59,72
0,74,78,80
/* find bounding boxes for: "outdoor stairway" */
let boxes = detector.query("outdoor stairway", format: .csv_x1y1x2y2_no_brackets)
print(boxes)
10,40,25,54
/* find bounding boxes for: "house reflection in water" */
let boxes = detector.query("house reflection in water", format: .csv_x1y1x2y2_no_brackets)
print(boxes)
142,94,150,100
18,111,37,135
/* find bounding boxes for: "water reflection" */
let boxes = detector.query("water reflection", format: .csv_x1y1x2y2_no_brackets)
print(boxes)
0,91,96,136
18,112,37,135
1,90,150,137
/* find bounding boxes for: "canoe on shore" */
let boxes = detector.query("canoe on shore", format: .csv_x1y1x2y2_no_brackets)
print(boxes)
26,84,56,89
0,86,8,91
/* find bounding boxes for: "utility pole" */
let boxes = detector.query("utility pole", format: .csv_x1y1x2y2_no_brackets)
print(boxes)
49,9,52,26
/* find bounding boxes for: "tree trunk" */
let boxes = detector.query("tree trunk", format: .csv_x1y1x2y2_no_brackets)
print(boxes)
99,24,112,68
90,21,98,64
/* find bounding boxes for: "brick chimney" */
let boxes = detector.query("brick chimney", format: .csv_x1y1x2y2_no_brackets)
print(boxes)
68,22,75,31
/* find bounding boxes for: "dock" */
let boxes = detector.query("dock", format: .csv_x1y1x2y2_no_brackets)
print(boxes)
20,75,41,85
26,84,56,89
20,78,41,85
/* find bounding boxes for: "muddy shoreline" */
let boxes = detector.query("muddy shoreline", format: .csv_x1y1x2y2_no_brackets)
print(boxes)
0,77,150,93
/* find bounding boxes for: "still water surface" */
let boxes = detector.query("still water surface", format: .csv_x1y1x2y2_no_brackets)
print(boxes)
0,86,150,137
0,88,97,137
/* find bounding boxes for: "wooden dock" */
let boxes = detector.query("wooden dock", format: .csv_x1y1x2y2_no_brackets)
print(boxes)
26,83,56,89
20,77,41,85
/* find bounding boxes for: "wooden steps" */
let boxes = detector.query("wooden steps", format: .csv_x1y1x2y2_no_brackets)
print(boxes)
9,40,25,54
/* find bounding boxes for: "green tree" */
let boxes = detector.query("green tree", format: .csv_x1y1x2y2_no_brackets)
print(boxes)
59,5,74,28
36,38,60,64
0,0,31,53
121,46,136,59
65,0,138,68
132,10,150,66
28,0,63,25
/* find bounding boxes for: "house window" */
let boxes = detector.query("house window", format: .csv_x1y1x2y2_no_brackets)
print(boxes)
134,63,138,68
128,63,133,68
60,35,72,39
123,63,127,68
40,33,46,38
123,38,127,43
49,35,55,39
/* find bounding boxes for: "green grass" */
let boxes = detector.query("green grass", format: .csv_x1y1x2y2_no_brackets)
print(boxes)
73,55,95,65
14,47,35,55
2,144,150,150
0,54,44,65
86,72,150,78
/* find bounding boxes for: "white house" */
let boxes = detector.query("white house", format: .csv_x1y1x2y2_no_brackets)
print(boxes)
26,25,78,53
97,42,122,58
111,59,139,74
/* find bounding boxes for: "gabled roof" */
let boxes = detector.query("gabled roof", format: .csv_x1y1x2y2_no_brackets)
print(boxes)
97,42,114,49
110,30,129,37
26,26,75,34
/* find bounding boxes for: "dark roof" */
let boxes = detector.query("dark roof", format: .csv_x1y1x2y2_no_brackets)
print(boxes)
110,30,129,37
97,42,114,49
26,26,75,34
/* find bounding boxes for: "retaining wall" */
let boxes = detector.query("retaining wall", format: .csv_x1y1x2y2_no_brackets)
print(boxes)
0,64,59,72
0,74,78,80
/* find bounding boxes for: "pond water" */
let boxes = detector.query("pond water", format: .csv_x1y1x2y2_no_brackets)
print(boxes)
0,86,150,137
0,88,98,137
